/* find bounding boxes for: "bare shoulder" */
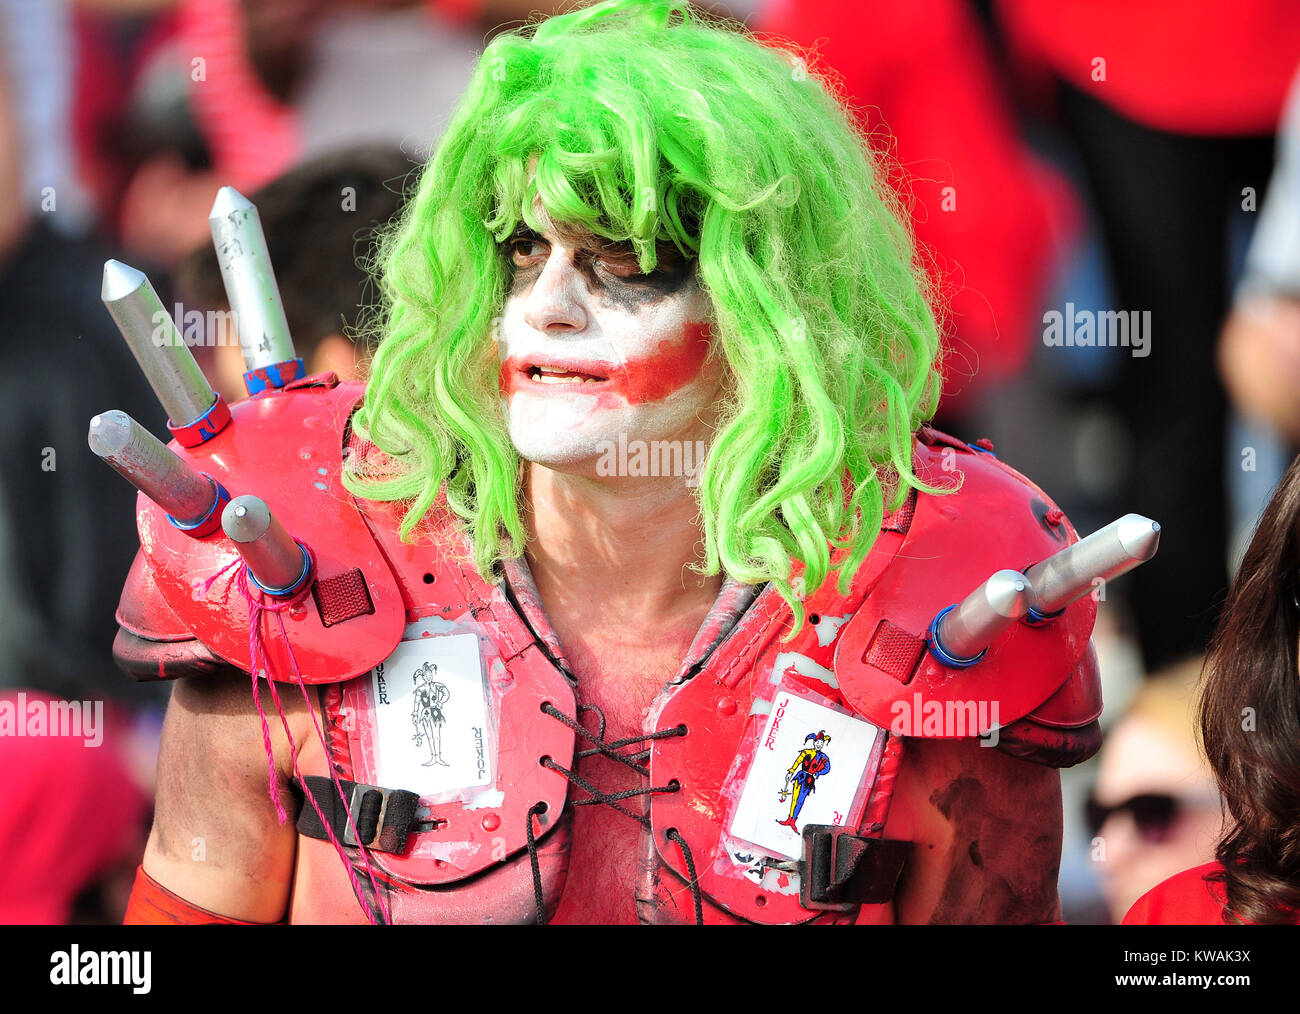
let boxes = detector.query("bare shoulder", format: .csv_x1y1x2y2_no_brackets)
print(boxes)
145,667,317,922
885,735,1063,924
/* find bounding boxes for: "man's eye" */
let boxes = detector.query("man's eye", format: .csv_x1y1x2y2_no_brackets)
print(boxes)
598,248,682,280
508,239,547,263
597,255,647,278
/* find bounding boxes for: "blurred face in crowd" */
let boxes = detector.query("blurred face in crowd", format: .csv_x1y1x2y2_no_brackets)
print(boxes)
494,212,724,476
1089,713,1223,922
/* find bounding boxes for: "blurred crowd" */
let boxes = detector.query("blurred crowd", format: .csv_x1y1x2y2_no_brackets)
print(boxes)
2,0,1300,923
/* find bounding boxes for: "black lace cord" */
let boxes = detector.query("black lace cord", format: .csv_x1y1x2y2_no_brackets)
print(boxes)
541,701,685,778
577,703,607,741
666,827,704,926
525,801,548,925
582,732,669,755
572,707,662,760
539,755,671,820
526,705,703,924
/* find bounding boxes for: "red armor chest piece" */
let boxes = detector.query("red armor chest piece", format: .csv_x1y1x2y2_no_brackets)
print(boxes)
642,543,907,925
309,502,581,914
117,385,1101,924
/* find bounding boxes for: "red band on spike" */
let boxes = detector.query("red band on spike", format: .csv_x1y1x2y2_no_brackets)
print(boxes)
167,393,232,448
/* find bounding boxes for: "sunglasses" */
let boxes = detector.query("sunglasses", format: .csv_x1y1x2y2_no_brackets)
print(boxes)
1084,792,1214,843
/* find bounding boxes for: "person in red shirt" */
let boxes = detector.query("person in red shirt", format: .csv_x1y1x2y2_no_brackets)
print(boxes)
997,0,1300,677
756,0,1077,417
1124,453,1300,925
1123,863,1249,925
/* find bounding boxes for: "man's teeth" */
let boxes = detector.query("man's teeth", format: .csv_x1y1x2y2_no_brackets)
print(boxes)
530,366,601,384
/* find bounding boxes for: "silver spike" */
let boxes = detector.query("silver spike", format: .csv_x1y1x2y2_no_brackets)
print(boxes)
208,186,296,371
221,495,310,595
101,260,217,427
933,569,1032,663
1024,513,1161,616
88,410,221,526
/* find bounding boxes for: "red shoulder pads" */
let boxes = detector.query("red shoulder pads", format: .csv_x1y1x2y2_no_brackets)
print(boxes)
995,640,1104,766
832,430,1097,732
128,379,404,684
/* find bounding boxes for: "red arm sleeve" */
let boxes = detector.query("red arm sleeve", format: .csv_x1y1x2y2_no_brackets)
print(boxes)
124,866,282,926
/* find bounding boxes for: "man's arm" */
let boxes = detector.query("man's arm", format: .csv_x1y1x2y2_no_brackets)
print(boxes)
137,666,306,923
886,735,1063,924
1218,295,1300,443
1217,68,1300,441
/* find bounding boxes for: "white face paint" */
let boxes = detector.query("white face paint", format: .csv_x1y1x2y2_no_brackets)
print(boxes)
495,222,723,474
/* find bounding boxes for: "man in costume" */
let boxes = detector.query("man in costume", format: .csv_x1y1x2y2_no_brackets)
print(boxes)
102,0,1158,925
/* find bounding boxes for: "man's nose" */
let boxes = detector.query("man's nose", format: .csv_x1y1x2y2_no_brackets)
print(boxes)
522,251,587,335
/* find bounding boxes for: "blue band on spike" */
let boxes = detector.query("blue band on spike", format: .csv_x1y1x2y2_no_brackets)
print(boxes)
167,393,231,447
166,477,230,539
1019,564,1067,626
1022,603,1067,626
247,541,313,597
927,604,987,668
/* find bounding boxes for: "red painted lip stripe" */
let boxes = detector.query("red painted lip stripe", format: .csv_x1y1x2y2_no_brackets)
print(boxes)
498,322,712,405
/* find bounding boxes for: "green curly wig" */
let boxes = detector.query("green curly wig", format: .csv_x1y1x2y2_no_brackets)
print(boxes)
345,0,948,632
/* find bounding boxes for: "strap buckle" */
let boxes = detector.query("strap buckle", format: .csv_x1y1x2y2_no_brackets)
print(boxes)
798,824,909,912
296,776,425,854
341,782,396,849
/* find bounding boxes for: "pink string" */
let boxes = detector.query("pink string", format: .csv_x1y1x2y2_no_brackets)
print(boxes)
200,556,242,596
214,545,393,926
259,596,396,929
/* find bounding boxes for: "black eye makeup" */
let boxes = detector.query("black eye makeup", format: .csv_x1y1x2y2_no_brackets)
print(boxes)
501,226,691,301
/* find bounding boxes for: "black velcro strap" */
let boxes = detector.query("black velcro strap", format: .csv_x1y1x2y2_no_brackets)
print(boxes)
295,776,421,855
800,825,910,911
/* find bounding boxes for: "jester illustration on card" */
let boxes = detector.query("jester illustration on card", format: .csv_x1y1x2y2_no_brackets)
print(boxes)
777,731,832,831
410,663,451,768
370,633,493,798
729,690,879,859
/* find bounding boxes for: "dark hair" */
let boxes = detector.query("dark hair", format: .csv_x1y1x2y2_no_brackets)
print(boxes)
1200,453,1300,924
174,144,418,361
